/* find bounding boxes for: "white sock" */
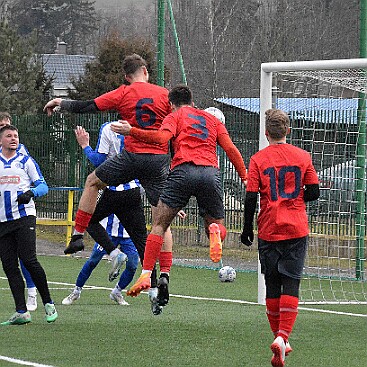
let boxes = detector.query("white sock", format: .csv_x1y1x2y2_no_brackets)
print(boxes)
74,286,82,294
28,287,37,297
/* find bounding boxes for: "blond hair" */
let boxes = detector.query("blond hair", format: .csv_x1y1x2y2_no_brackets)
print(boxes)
265,108,289,139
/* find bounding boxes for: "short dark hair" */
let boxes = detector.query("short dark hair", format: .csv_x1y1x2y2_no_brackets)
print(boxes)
265,108,290,139
122,54,147,76
0,124,18,137
168,85,192,107
0,112,11,122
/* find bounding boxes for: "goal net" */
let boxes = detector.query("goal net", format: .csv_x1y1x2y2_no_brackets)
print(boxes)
260,59,367,304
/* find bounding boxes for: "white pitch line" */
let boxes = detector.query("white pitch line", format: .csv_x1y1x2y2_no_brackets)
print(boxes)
1,278,366,318
0,356,56,367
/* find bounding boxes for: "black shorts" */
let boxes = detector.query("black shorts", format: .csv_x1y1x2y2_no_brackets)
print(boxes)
258,236,308,280
159,163,224,219
95,150,170,207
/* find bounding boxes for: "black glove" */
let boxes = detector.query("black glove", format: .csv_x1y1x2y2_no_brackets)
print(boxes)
240,226,254,247
16,190,34,205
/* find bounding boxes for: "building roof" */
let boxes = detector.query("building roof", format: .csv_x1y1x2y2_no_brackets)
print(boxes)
215,97,360,124
40,54,95,92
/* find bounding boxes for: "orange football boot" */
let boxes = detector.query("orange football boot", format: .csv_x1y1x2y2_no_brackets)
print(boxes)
209,223,222,263
126,272,151,297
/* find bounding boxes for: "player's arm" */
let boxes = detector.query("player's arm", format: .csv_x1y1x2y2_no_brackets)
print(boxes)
240,191,258,246
217,133,247,183
304,184,320,202
44,98,99,116
112,120,173,144
74,126,107,167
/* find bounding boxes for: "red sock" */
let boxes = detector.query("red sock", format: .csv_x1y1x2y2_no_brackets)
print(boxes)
266,298,280,336
278,295,299,342
159,251,173,273
74,209,93,233
217,223,227,241
143,234,164,271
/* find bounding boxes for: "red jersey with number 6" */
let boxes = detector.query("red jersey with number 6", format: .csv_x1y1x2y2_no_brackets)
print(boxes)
160,105,229,169
246,144,319,241
94,82,171,154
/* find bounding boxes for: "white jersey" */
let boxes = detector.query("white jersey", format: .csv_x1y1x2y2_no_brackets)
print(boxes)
99,214,130,239
0,152,44,222
96,122,140,191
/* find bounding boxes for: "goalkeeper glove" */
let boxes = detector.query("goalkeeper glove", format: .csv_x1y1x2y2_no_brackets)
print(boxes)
16,190,34,205
240,225,254,247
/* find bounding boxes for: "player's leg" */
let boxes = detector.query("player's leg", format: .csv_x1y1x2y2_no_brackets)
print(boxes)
110,238,139,306
15,217,57,323
275,236,308,360
0,229,32,325
127,201,179,297
20,259,37,311
157,229,173,307
62,243,105,305
111,189,161,313
196,166,226,263
65,170,107,254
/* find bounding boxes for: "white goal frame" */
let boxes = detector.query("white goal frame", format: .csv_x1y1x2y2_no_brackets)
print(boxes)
258,58,367,304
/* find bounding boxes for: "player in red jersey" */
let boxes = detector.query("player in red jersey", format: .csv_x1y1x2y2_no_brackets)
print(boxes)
43,54,175,305
240,109,320,367
112,84,247,299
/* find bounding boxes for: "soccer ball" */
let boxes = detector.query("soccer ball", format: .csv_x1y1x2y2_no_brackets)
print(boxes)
205,107,226,125
218,266,236,282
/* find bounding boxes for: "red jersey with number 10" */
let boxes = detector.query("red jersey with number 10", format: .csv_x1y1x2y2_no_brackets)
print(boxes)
94,82,171,154
160,105,229,169
246,144,319,241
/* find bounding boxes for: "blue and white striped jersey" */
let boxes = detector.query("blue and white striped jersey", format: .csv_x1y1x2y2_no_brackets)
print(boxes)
0,152,46,222
95,122,140,191
99,213,130,239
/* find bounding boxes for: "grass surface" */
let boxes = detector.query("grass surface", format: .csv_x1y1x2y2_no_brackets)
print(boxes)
0,256,366,367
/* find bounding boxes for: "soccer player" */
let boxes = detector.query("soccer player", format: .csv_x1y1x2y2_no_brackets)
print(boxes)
0,111,38,312
0,125,58,325
113,84,247,298
62,213,139,307
70,122,162,314
240,108,320,367
43,54,175,303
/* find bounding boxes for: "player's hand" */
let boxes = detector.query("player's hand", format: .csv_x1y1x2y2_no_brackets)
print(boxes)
177,210,187,219
74,126,90,148
16,190,34,205
43,98,62,116
240,227,254,247
111,120,132,135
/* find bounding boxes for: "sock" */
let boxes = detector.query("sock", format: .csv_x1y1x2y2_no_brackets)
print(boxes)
27,287,37,297
113,285,122,294
159,251,173,273
74,209,93,234
142,234,164,271
217,223,227,241
278,295,299,342
266,298,280,336
74,286,82,294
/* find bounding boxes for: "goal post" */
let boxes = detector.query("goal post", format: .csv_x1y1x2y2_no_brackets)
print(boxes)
259,58,367,304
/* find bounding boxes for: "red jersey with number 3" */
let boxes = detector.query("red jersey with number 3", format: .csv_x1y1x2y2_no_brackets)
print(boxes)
160,106,229,169
94,82,171,154
246,144,319,241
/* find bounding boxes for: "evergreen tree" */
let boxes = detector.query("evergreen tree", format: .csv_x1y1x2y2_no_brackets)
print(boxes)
9,0,98,54
68,34,160,100
0,21,53,114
